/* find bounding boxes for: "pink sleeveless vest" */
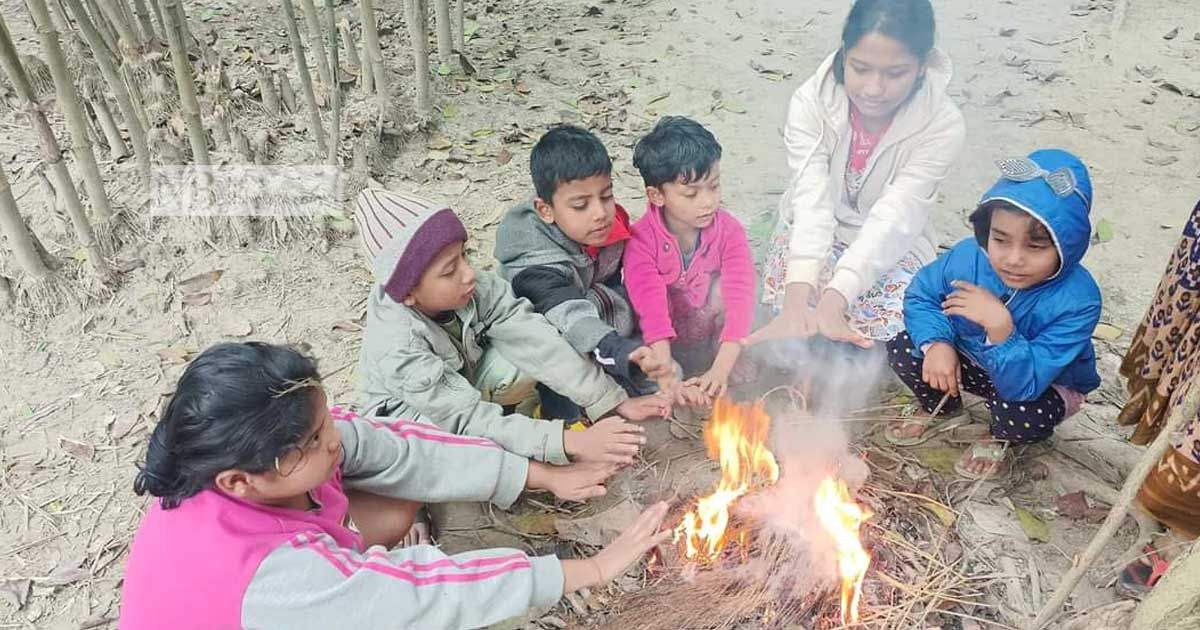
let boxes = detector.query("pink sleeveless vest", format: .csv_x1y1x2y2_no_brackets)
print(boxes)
118,474,359,629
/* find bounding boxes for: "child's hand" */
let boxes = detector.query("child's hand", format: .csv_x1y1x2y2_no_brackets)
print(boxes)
527,460,616,502
614,394,671,421
942,281,1015,344
743,282,819,346
563,417,646,464
685,367,730,401
922,342,961,397
629,345,676,385
815,290,874,348
674,382,711,408
591,502,672,580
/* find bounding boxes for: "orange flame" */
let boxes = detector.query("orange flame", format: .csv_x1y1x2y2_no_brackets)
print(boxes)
673,399,779,560
813,477,872,625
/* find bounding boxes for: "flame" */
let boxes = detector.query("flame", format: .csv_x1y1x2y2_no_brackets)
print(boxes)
673,399,779,561
813,477,872,625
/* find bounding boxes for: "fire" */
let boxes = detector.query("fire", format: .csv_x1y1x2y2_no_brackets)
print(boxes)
673,399,779,560
813,477,872,625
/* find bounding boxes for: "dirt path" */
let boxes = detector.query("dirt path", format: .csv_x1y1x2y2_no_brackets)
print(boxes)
1,0,1198,627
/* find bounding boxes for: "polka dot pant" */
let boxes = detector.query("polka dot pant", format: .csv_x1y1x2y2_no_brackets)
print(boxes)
886,332,1067,443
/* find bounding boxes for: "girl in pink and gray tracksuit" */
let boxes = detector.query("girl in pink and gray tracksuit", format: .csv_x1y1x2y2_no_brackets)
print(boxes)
118,342,669,630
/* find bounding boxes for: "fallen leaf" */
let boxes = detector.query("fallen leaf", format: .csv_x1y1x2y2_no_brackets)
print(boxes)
325,213,356,234
1156,79,1200,99
1093,323,1123,341
496,147,513,165
1148,139,1182,152
1015,506,1050,543
222,316,253,338
510,511,558,536
1144,154,1179,167
999,27,1017,37
1084,505,1109,523
919,499,958,526
914,447,962,475
115,258,146,273
463,20,478,39
720,100,747,114
331,320,363,333
59,437,95,461
556,499,642,547
514,81,530,94
441,102,459,120
178,270,223,294
181,292,212,306
1094,219,1114,243
646,92,670,106
109,413,143,440
436,62,453,76
42,566,90,586
1056,491,1090,520
471,128,495,138
427,137,453,151
1164,27,1179,40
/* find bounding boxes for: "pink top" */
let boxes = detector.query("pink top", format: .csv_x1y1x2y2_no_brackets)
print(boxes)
623,204,755,345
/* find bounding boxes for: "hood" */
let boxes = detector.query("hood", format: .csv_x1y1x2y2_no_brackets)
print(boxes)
978,148,1093,278
806,46,955,137
493,199,592,272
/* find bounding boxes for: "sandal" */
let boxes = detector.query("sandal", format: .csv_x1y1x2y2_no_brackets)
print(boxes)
883,403,970,447
1116,544,1171,599
953,441,1010,480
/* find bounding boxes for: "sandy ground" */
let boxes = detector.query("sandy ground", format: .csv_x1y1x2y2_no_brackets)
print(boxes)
1,0,1199,627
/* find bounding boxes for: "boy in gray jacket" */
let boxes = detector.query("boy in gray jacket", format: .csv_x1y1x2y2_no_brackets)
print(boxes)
354,188,667,466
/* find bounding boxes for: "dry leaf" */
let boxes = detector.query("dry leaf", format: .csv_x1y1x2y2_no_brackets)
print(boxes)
109,413,143,440
1164,27,1180,40
427,137,453,151
1056,491,1090,520
42,566,90,586
914,447,961,475
59,437,95,461
496,147,513,165
1092,323,1123,341
919,499,958,526
331,320,363,333
181,292,213,306
178,270,223,294
556,499,641,547
156,346,196,365
1015,506,1050,543
510,511,558,536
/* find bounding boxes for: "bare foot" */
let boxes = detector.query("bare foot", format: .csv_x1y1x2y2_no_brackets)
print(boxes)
401,517,433,547
954,439,1008,479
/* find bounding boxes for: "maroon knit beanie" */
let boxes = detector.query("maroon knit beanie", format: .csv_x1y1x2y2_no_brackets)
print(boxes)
353,188,469,302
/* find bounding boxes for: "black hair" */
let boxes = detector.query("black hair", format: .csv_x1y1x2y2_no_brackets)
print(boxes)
970,200,1054,249
631,116,723,188
529,125,613,202
133,342,322,509
832,0,936,84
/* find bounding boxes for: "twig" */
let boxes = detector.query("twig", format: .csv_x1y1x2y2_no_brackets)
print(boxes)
1028,381,1200,629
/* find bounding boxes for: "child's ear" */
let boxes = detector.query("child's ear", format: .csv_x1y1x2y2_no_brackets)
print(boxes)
403,295,416,307
214,469,255,497
645,186,666,206
532,198,556,224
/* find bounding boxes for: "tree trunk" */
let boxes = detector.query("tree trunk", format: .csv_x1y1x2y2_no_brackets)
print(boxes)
172,0,194,53
27,0,115,224
359,0,386,117
454,0,464,51
0,16,109,278
323,0,339,166
338,18,358,75
277,69,296,113
433,0,451,65
254,56,280,116
82,0,119,53
405,0,431,116
63,0,150,179
0,159,54,281
89,96,130,158
131,0,154,42
159,0,208,165
280,0,327,155
297,0,331,91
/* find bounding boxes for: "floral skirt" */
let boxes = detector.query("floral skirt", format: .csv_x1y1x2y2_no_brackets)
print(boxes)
761,219,922,342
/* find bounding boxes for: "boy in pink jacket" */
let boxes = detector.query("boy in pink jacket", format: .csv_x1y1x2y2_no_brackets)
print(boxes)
624,117,756,402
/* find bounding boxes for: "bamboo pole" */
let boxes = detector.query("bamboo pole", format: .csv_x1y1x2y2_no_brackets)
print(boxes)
147,0,164,40
0,15,109,277
338,18,358,75
0,160,54,282
433,0,452,65
27,0,115,223
359,0,386,113
97,0,141,54
298,0,331,91
63,0,151,179
280,0,327,155
88,96,129,158
454,0,464,52
159,0,208,165
278,69,296,113
254,55,281,116
323,0,339,166
1028,383,1200,629
405,0,431,116
131,0,154,41
82,0,120,53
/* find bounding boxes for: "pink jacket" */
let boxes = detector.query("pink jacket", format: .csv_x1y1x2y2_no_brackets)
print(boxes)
623,204,755,345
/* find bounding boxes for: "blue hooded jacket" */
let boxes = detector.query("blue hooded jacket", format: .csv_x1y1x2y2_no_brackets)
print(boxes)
903,149,1102,401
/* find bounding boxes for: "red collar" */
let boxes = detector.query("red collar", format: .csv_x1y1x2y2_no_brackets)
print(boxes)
584,203,631,259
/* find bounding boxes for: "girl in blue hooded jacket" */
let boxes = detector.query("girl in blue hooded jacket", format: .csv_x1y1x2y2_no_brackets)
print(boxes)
884,149,1102,479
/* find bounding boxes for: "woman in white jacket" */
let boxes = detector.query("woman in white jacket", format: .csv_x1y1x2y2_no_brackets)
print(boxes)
747,0,965,349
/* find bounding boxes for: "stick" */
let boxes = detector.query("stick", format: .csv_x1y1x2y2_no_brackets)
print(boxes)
323,0,339,165
1028,382,1200,629
27,0,116,223
254,55,280,116
433,0,452,65
280,0,327,155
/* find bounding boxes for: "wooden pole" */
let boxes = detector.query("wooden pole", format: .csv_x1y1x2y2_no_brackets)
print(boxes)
26,0,115,223
280,0,327,155
0,160,54,281
159,0,208,165
0,14,109,277
63,0,151,179
405,0,431,116
1028,383,1200,629
323,0,339,165
298,0,331,91
433,0,452,65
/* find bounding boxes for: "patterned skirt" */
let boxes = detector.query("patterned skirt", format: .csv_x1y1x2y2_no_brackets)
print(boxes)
760,217,922,342
1119,200,1200,538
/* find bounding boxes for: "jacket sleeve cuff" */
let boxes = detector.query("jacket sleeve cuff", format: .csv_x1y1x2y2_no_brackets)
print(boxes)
784,258,822,287
583,383,629,422
529,556,566,611
826,268,864,305
537,419,569,466
491,452,529,509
